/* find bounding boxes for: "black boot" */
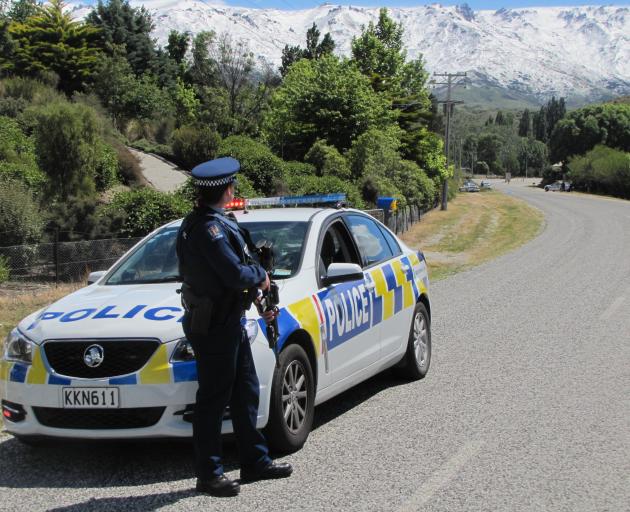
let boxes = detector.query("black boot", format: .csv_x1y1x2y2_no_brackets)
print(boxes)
196,475,240,497
240,462,293,483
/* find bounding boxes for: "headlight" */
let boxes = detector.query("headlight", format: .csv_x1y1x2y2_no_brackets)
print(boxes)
170,338,195,362
3,329,34,364
244,319,259,344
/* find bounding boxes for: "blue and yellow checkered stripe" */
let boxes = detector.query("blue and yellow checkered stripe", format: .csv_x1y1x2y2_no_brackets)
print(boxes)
0,345,199,385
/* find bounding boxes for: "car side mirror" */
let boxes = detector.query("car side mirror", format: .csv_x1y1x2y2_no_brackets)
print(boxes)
322,263,364,287
87,270,106,285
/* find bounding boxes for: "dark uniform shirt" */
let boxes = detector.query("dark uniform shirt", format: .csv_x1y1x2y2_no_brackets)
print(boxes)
177,205,266,325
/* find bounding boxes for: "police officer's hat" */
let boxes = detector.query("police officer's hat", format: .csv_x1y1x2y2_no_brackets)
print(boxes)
191,157,239,187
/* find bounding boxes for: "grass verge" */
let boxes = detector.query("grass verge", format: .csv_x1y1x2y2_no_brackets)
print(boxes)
400,190,544,281
0,283,80,341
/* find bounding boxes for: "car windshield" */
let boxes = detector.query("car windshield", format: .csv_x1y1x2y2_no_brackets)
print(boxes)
105,221,308,285
240,221,308,279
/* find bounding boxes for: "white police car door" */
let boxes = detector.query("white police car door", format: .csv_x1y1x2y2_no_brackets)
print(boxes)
314,219,380,383
343,214,411,359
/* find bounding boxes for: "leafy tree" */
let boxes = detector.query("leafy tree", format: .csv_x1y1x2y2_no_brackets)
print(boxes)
86,0,156,77
351,8,405,93
474,161,489,175
166,30,189,65
172,77,200,126
0,114,45,188
549,103,630,163
171,124,221,171
217,135,284,195
187,30,215,87
279,23,335,77
0,176,43,245
304,140,351,179
568,145,630,198
517,138,547,176
477,132,502,174
279,45,304,78
5,0,102,94
92,56,173,129
264,56,394,160
495,110,505,126
6,0,37,22
32,101,102,200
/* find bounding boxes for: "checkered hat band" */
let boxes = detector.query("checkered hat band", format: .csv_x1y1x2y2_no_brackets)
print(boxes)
194,176,236,187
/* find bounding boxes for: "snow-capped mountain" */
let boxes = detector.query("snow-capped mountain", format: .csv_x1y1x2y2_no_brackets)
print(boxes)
69,1,630,104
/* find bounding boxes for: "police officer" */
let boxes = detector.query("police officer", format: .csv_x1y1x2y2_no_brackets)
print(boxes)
176,157,292,497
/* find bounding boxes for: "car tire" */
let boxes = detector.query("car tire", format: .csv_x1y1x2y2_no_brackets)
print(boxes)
264,343,315,454
395,302,431,380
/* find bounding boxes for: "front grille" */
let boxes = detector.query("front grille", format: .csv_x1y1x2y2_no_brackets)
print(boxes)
43,339,159,378
33,407,165,430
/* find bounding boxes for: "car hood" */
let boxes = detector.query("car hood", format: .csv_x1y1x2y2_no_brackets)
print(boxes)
18,280,291,344
19,283,186,344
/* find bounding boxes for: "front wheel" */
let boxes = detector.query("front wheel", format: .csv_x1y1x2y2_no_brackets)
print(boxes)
264,343,315,454
395,302,431,380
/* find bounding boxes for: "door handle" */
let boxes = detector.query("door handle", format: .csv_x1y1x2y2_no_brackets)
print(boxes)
401,264,410,272
365,282,376,291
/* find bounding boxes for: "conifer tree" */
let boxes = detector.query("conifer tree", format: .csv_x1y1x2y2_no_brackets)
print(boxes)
518,109,531,137
6,0,101,94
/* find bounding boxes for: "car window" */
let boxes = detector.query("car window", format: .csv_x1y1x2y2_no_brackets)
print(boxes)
345,214,394,267
378,225,402,256
318,221,361,281
240,221,308,279
107,227,180,284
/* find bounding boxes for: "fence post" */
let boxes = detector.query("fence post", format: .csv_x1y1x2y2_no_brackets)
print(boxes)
54,228,59,286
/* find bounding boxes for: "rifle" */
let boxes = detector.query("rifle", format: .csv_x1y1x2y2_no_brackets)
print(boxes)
254,239,280,367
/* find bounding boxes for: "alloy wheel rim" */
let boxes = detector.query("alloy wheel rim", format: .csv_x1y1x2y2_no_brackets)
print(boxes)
412,312,428,368
282,360,308,433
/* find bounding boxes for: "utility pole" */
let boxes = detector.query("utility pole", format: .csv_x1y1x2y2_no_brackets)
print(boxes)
432,72,467,210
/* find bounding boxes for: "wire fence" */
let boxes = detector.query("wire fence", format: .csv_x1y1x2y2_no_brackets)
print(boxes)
1,205,431,284
0,237,143,283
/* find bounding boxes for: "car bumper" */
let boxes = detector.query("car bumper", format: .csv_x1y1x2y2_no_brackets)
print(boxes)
0,338,275,440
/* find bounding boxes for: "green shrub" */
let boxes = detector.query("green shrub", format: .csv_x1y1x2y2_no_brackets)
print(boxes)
285,173,364,208
130,138,175,162
305,140,351,179
283,161,316,179
568,145,630,198
172,124,221,170
217,136,284,195
94,141,119,191
111,142,146,187
0,115,46,190
32,102,102,200
0,255,9,283
0,177,44,246
102,188,190,237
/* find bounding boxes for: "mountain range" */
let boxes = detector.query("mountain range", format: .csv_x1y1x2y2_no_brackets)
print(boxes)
69,1,630,108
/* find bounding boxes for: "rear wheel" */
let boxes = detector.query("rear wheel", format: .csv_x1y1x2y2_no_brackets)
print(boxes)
264,343,315,454
395,302,431,380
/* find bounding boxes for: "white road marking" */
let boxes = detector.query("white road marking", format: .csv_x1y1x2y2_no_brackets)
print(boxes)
600,296,626,321
397,440,485,511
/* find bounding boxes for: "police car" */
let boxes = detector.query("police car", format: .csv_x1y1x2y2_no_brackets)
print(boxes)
1,194,431,452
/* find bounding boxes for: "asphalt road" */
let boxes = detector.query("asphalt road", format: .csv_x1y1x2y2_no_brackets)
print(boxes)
1,181,629,511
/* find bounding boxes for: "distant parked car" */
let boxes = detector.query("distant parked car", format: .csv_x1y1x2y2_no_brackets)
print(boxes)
459,181,480,192
480,180,492,189
545,181,571,192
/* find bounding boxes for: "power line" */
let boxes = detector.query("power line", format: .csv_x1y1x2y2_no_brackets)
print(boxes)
430,71,467,211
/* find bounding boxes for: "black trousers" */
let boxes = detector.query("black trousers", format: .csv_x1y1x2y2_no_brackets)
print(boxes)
183,318,271,479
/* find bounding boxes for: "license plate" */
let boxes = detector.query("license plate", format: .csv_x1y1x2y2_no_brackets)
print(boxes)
62,387,120,409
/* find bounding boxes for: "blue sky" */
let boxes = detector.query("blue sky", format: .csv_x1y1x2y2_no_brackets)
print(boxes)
220,1,630,9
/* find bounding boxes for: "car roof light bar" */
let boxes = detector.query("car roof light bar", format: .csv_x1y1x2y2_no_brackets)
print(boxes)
245,193,347,209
